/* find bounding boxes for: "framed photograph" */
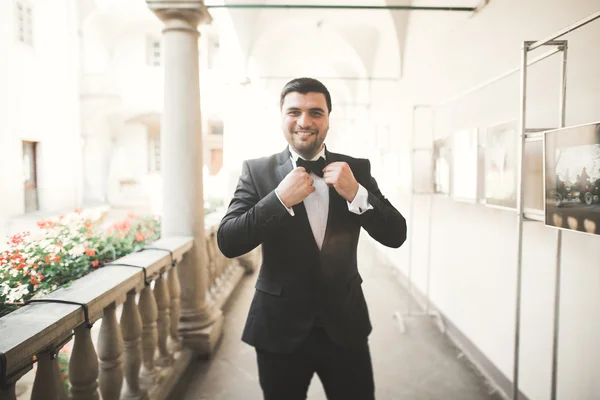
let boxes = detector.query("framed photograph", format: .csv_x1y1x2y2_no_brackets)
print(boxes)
451,128,478,203
544,121,600,236
433,137,451,195
484,120,518,209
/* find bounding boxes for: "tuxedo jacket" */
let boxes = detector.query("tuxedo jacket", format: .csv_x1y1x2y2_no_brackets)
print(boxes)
217,147,407,354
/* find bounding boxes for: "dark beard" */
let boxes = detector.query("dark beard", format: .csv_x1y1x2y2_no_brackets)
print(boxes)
293,138,323,160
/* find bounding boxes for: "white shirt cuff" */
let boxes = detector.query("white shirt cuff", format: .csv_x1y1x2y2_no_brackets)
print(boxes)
275,189,295,216
347,184,373,215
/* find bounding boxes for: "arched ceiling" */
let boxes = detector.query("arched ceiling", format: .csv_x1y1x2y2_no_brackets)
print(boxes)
207,0,405,109
211,0,483,78
216,0,400,78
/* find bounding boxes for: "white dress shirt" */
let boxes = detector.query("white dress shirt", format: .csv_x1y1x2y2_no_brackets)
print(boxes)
275,146,373,249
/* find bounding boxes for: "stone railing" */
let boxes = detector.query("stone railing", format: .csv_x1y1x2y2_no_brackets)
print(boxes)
204,225,257,311
0,219,256,400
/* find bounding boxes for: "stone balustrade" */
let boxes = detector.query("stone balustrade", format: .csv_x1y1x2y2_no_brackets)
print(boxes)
0,219,257,400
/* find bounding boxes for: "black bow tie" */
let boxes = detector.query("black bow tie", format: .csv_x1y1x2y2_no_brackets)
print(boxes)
296,157,326,177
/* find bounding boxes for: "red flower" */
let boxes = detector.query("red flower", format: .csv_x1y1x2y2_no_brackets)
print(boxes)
10,234,24,245
54,256,61,263
135,232,145,242
36,220,55,229
85,249,96,257
74,208,83,214
92,260,99,268
30,275,39,285
45,255,51,264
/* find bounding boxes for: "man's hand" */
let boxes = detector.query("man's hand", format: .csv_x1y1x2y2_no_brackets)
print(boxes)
323,162,359,202
276,167,315,208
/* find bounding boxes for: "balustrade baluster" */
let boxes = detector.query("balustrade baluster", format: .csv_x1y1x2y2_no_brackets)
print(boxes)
154,275,172,367
69,326,99,400
205,236,216,296
120,291,147,400
98,303,123,400
167,268,181,352
210,234,224,295
31,352,68,400
138,284,158,385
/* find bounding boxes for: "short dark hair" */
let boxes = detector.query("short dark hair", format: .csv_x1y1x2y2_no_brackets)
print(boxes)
279,77,332,114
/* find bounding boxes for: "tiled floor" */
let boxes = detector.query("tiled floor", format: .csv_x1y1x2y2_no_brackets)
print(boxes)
170,240,505,400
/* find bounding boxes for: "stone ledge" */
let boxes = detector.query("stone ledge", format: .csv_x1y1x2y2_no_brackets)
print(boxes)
0,236,193,385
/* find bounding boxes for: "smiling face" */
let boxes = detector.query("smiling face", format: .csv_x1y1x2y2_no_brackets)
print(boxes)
281,91,330,160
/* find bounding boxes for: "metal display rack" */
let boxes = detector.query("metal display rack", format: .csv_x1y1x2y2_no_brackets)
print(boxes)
404,9,600,400
402,105,446,333
514,10,600,400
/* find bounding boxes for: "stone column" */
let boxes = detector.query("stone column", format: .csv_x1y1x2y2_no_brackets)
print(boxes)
146,0,223,355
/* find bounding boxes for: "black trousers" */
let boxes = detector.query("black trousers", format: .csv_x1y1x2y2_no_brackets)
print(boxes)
255,326,375,400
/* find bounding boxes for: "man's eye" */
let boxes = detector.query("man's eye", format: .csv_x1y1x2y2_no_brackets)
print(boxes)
311,112,323,117
288,111,300,116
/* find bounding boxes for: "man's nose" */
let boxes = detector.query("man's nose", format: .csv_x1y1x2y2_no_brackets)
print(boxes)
297,112,311,128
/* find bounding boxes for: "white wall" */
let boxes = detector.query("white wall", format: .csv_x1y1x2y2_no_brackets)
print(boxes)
0,0,81,231
370,1,600,399
0,1,14,240
112,28,164,113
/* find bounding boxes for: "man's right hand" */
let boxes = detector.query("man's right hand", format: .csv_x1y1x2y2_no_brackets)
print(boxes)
276,167,315,208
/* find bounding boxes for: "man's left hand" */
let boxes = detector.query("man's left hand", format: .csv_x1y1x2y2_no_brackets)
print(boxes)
323,162,359,202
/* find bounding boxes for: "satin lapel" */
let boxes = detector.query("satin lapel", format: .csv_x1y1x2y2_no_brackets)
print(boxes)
321,150,345,251
276,148,319,251
275,148,293,183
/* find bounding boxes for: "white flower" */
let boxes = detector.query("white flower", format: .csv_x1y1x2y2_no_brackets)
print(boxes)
0,283,9,296
6,284,30,303
69,244,85,257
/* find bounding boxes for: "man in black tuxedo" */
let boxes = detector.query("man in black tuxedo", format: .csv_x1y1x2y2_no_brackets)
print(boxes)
218,77,407,400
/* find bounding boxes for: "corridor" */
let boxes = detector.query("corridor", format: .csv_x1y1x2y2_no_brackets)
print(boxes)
170,239,504,400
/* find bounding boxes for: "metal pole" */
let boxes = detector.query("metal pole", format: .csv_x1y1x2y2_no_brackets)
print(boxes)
513,40,532,400
528,10,600,51
425,184,433,314
550,231,563,400
407,107,415,315
550,41,568,400
407,105,418,316
206,4,476,12
424,107,436,315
